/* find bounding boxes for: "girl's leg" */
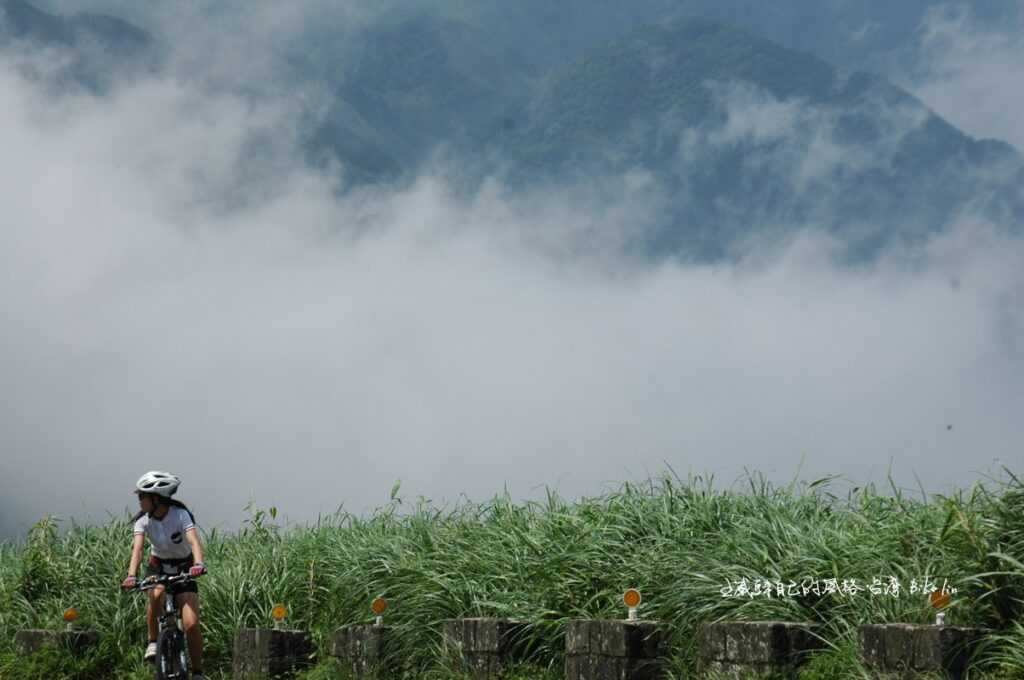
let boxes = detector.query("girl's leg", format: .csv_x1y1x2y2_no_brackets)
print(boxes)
177,592,203,673
147,586,166,642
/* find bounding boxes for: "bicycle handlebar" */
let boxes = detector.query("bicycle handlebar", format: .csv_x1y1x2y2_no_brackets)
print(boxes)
125,571,204,593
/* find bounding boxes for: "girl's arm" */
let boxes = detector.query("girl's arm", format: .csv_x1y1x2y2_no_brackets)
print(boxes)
185,527,204,565
127,533,145,577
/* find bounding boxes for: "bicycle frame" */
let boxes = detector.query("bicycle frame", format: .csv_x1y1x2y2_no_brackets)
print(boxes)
156,582,183,632
129,572,201,680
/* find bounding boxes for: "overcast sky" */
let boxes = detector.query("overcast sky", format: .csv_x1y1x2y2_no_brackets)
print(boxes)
2,2,1022,540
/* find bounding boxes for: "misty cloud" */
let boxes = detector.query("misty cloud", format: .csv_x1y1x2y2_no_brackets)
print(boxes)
658,78,978,258
677,80,932,190
906,4,1024,152
32,0,399,94
2,5,1022,542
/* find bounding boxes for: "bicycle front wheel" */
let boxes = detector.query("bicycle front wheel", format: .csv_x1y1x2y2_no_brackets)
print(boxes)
155,628,189,680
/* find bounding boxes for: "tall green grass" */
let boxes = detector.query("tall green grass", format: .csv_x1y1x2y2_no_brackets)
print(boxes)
1,469,1022,679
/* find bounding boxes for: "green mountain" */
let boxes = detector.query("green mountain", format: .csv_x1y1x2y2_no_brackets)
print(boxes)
300,16,1022,261
306,14,533,181
486,19,1023,259
443,0,1020,76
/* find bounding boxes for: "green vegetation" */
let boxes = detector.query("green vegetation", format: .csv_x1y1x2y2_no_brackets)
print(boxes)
2,470,1023,679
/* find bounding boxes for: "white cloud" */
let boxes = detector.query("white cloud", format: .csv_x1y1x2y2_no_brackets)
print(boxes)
704,83,804,147
669,78,938,236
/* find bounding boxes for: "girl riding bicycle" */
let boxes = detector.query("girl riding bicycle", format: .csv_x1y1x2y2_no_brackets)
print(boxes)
121,471,208,680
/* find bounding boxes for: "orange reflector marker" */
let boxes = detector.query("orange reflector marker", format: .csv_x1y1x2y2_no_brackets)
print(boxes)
930,590,951,626
271,603,287,629
372,596,388,625
63,608,78,623
623,589,641,621
930,590,951,609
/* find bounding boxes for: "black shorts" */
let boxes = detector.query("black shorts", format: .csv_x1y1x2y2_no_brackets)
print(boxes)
145,554,199,595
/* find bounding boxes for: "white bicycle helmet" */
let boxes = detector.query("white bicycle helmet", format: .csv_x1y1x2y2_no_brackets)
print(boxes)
134,470,181,498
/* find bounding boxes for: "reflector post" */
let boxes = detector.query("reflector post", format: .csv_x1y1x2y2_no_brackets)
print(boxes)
63,607,78,631
271,603,287,630
623,589,641,621
930,590,951,625
371,596,388,626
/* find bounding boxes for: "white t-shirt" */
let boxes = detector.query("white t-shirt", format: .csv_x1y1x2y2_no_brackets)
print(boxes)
133,506,196,560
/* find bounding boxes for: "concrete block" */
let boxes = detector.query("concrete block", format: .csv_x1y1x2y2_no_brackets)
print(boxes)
233,628,315,680
442,618,532,679
858,624,987,679
328,625,395,679
565,619,666,680
697,621,825,678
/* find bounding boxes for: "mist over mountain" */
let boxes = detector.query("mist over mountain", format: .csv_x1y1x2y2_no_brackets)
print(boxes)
305,14,535,184
0,0,155,91
292,13,1024,260
42,0,1018,76
486,19,1024,260
5,1,1024,259
440,0,1021,77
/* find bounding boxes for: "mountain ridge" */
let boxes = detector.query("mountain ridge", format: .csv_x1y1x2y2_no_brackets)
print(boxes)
477,18,1023,258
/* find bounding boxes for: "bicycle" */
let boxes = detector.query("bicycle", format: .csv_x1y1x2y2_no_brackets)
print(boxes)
126,572,204,680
